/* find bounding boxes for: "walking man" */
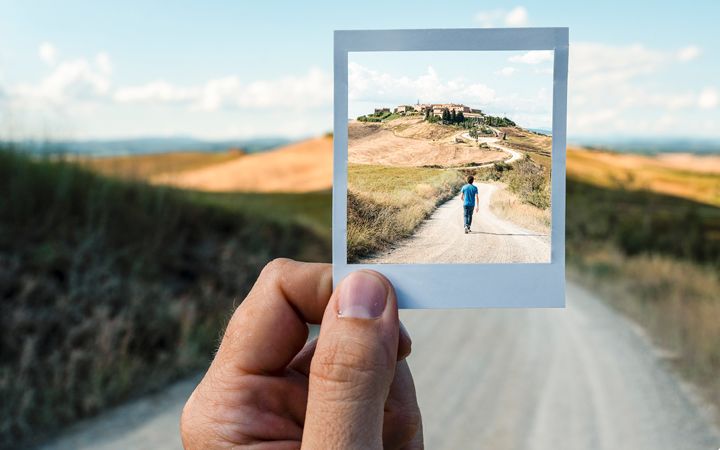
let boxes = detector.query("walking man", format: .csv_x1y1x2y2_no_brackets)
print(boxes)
460,175,479,233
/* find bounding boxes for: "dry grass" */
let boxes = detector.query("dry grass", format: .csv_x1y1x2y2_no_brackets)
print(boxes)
568,147,720,207
384,116,458,141
348,120,506,167
499,127,552,157
570,246,720,414
490,183,550,234
152,136,333,193
77,150,245,180
347,164,464,261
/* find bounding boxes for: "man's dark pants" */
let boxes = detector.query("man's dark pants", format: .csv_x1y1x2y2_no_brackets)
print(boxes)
463,204,474,229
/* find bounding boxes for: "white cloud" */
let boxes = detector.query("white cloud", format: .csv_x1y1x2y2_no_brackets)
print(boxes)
474,6,529,27
114,80,197,103
38,42,57,65
568,42,716,136
504,6,528,26
114,68,332,111
95,52,112,74
349,62,496,106
509,50,553,65
698,87,718,109
496,67,516,76
677,45,701,62
12,57,111,105
348,62,553,128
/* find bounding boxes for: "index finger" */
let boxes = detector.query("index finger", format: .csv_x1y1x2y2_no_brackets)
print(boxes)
214,258,332,375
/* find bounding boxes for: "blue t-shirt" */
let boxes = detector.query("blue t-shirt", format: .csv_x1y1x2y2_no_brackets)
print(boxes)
461,183,478,206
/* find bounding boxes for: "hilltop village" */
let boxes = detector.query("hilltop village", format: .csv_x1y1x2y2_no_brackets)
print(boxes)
357,102,516,128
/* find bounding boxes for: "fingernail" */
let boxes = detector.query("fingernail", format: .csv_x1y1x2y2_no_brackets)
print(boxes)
338,271,388,319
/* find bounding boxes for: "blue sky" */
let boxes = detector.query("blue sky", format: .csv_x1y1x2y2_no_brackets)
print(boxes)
0,0,718,141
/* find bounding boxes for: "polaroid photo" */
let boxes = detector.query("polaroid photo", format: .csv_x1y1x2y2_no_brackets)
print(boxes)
333,28,568,308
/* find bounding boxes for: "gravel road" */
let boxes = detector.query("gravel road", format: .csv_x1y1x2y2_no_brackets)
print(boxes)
40,283,720,450
362,183,550,264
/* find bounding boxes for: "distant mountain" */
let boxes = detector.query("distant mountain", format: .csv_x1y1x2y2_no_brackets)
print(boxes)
4,136,293,157
571,137,720,155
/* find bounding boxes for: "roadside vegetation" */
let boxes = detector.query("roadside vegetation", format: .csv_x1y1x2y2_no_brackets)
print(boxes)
475,156,551,210
347,164,464,261
566,168,720,416
0,147,329,448
489,186,551,234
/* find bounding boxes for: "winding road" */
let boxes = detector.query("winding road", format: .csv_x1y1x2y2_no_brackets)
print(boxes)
450,130,523,168
41,283,720,450
361,183,550,264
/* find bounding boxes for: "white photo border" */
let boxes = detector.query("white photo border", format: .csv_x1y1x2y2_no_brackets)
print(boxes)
333,28,568,308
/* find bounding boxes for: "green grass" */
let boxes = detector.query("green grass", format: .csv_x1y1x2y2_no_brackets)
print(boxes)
185,190,332,240
0,148,329,448
567,178,720,265
347,164,464,261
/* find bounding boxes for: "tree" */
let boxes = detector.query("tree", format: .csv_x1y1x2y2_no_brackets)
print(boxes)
451,109,457,123
442,108,451,124
457,111,465,124
425,108,430,121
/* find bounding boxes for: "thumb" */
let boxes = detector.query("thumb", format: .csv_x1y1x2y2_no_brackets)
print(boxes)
302,270,399,450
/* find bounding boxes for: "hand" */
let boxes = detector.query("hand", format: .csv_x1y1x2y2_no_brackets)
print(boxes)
180,259,422,449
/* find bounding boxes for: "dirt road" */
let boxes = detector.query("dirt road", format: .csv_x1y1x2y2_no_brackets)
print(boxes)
454,130,523,168
40,283,720,450
361,183,550,264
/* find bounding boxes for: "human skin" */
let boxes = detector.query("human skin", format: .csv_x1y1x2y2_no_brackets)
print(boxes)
180,259,423,449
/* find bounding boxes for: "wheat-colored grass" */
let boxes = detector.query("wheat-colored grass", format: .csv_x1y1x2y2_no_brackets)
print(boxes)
77,150,245,180
568,147,720,207
570,246,720,413
347,164,464,261
490,183,550,234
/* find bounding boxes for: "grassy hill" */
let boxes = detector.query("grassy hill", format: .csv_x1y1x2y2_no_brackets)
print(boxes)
564,149,720,413
76,149,246,179
3,137,719,445
0,148,329,447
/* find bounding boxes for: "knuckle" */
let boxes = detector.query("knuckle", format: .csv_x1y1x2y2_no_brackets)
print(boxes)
385,405,422,446
310,339,392,394
259,257,293,281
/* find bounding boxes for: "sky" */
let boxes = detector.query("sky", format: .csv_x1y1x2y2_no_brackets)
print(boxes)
348,51,554,129
0,0,718,142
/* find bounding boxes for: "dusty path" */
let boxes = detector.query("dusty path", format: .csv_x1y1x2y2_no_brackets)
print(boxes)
40,283,720,450
451,130,523,168
361,183,550,264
